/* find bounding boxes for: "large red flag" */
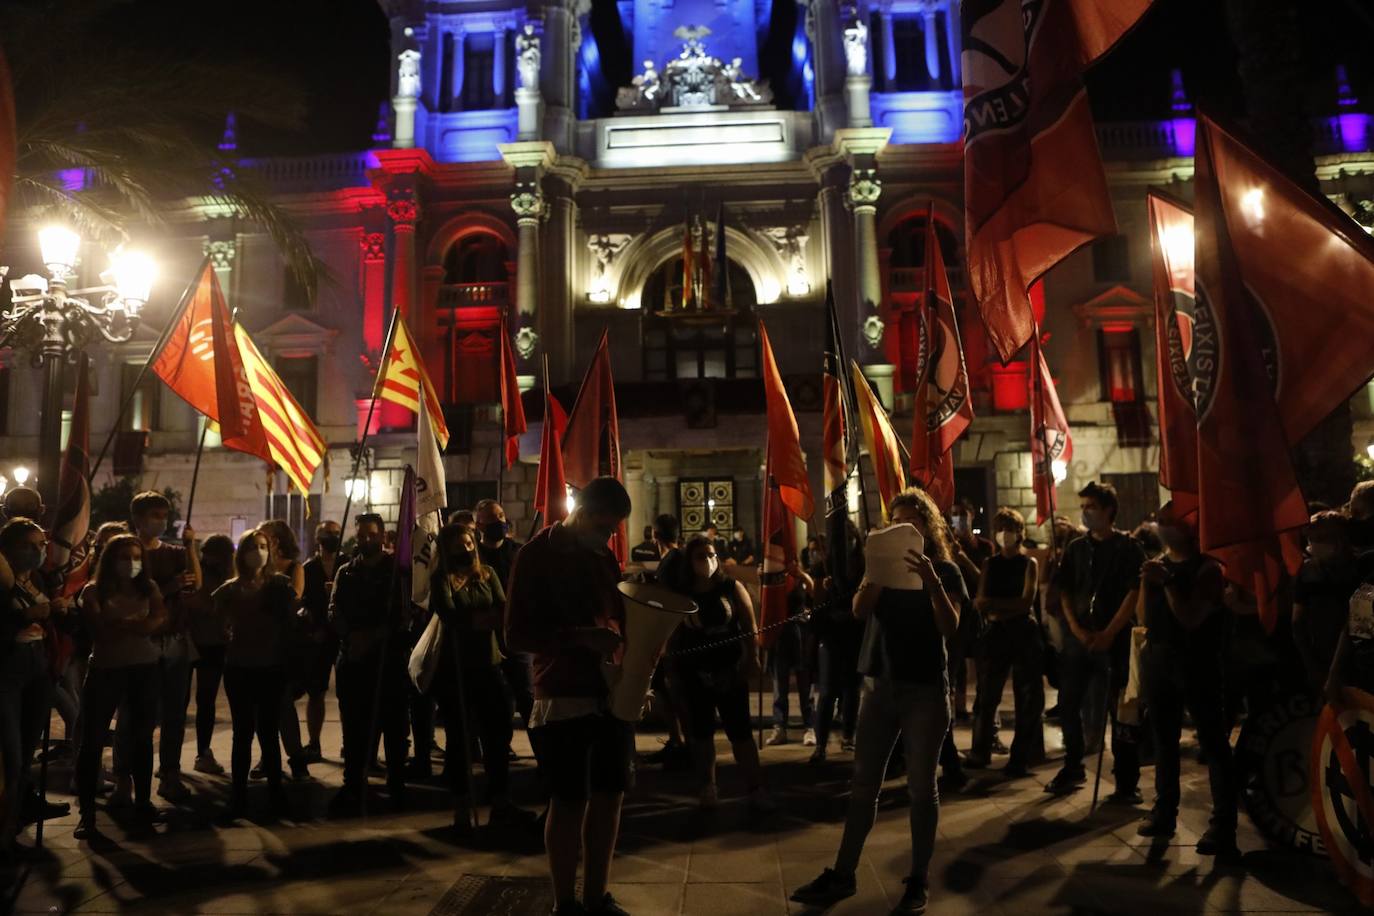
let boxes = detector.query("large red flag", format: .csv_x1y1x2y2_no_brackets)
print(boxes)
562,330,626,564
534,384,569,526
1029,327,1072,526
151,261,270,462
963,0,1153,361
758,443,799,650
500,316,527,469
1193,115,1310,630
1147,190,1199,515
759,321,814,520
910,216,973,513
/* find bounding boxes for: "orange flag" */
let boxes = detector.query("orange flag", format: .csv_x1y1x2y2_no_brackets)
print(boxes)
562,330,626,564
534,387,569,526
1029,327,1072,527
1147,190,1199,516
759,321,814,520
850,360,906,518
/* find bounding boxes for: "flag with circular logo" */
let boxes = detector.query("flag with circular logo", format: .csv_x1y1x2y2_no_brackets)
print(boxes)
1312,687,1374,906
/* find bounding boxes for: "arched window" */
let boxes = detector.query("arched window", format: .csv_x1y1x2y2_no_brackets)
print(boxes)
438,232,511,412
640,257,758,381
443,234,509,285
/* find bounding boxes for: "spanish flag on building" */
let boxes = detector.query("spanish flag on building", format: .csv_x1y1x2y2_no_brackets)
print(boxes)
373,310,450,449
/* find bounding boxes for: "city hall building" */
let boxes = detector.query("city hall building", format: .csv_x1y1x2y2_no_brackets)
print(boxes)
4,0,1374,548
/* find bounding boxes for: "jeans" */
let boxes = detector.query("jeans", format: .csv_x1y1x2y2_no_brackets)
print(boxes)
432,659,514,800
337,648,410,790
189,644,226,756
223,665,285,796
1147,652,1237,829
0,641,52,841
836,678,951,885
115,652,192,777
971,616,1045,765
77,663,158,813
770,623,813,729
1058,629,1139,789
813,634,860,747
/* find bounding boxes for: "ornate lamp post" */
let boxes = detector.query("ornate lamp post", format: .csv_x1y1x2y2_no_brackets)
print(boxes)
0,225,155,513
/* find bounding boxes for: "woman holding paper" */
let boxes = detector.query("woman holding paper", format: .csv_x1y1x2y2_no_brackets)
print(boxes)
791,488,967,916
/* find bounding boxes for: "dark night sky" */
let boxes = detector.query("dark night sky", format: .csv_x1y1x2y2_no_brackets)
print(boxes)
82,0,1374,157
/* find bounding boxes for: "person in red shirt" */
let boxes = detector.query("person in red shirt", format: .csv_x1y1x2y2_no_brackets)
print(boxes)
505,477,632,916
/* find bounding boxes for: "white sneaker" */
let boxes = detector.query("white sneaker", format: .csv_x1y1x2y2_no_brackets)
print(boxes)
802,728,817,747
194,753,225,776
109,776,133,808
699,784,719,809
748,788,778,813
765,727,788,747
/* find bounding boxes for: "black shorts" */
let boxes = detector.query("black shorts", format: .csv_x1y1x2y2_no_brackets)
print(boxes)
533,713,633,801
682,666,753,744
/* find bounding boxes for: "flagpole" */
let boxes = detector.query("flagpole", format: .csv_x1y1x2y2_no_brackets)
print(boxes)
89,258,209,483
343,309,402,526
183,421,210,528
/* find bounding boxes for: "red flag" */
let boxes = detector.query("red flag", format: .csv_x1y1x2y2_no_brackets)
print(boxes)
534,387,569,526
562,330,626,564
698,217,714,309
822,292,848,501
1147,190,1199,514
1029,327,1072,526
681,216,695,309
759,321,814,520
910,216,974,513
151,262,270,461
963,0,1153,361
500,316,527,469
850,360,906,518
758,443,798,650
50,353,92,571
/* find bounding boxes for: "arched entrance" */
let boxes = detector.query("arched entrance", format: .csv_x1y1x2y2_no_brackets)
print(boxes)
639,256,758,381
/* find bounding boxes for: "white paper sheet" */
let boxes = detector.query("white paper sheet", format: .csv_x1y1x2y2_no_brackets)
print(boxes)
864,523,925,590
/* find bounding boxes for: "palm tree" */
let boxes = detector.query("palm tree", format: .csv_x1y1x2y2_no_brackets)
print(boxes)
1,0,325,300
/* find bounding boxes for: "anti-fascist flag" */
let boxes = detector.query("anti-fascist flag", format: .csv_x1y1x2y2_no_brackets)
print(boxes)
563,330,626,564
822,286,858,593
1147,190,1199,513
760,321,814,521
963,0,1153,361
910,216,973,514
850,360,906,519
534,380,570,527
234,324,326,497
1029,326,1072,526
499,315,527,469
374,310,450,450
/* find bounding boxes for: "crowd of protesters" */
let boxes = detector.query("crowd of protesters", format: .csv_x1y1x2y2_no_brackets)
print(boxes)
2,476,1373,916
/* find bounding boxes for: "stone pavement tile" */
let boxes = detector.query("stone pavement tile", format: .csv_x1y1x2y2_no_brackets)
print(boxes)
5,855,119,915
688,848,780,884
601,881,686,914
614,846,692,883
967,866,1109,915
929,842,1066,881
682,880,788,916
369,879,451,915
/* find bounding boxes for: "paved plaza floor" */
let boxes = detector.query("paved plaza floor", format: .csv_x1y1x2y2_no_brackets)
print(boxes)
0,688,1361,915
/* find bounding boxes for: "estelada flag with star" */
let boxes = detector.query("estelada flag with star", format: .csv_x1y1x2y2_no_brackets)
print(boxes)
963,0,1153,361
373,309,450,450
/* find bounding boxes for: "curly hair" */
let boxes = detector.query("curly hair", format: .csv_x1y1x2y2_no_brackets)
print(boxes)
886,487,953,563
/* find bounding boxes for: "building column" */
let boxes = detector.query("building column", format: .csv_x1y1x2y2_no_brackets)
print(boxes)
493,28,507,104
384,192,420,429
922,9,941,82
809,0,848,139
881,9,896,87
625,466,647,551
451,31,466,108
656,476,679,522
359,231,387,356
834,128,892,384
539,0,578,152
393,48,422,148
501,142,557,381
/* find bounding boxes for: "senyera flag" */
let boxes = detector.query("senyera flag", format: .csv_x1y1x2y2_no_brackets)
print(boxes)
910,215,973,513
963,0,1153,361
850,360,906,519
234,324,327,497
50,353,92,575
499,314,527,469
151,260,271,461
562,330,626,564
1147,190,1199,513
1029,327,1072,526
374,310,450,450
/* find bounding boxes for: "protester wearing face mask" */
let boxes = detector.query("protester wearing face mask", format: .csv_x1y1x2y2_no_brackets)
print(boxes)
74,534,165,839
296,521,342,766
1045,481,1145,799
429,523,537,834
1348,481,1374,554
188,534,235,776
966,508,1044,777
1293,512,1372,692
213,529,295,818
328,513,410,816
666,536,772,811
505,477,633,916
1133,502,1239,857
475,499,535,746
946,499,994,725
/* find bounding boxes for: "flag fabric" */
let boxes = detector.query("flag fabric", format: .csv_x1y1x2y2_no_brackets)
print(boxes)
373,310,450,449
412,392,448,607
233,324,327,497
759,321,814,520
758,444,799,650
1147,190,1199,513
850,360,906,518
499,316,527,469
713,201,728,308
396,465,416,574
822,286,861,594
562,330,626,564
1029,327,1072,526
698,215,714,309
151,261,270,460
910,216,973,513
50,353,92,571
962,0,1153,361
681,215,695,309
534,383,570,526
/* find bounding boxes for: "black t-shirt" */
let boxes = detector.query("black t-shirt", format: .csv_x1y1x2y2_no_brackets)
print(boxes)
673,578,744,671
1054,531,1145,631
857,559,968,685
478,538,522,593
1142,554,1228,659
630,540,660,563
301,555,339,636
1293,553,1374,681
985,554,1031,601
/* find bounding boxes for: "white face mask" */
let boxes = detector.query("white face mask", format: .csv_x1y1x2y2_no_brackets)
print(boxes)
241,548,265,571
118,559,142,580
695,555,719,579
996,532,1020,549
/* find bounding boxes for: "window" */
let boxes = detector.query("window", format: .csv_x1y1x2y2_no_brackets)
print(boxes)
889,13,954,91
274,355,318,418
1092,235,1131,282
678,479,735,539
439,32,455,112
1097,329,1143,403
263,492,322,552
443,234,509,285
462,33,496,110
121,361,160,431
283,265,312,311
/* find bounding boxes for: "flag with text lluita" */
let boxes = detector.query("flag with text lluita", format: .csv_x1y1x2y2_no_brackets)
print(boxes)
562,330,625,564
412,391,448,609
963,0,1153,361
1147,190,1199,515
1029,327,1072,526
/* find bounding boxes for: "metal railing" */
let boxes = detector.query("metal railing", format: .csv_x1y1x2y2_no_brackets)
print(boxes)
437,282,510,309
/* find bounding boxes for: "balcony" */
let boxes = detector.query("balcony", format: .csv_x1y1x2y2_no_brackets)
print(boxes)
438,282,510,310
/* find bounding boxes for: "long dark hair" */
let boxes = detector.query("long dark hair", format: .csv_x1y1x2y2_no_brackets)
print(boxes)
438,523,489,582
668,534,727,594
259,518,300,562
94,534,154,604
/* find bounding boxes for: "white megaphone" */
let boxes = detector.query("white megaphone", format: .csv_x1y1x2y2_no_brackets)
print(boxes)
604,581,697,722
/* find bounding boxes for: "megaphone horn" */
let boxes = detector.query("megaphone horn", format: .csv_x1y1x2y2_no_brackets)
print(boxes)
605,581,698,722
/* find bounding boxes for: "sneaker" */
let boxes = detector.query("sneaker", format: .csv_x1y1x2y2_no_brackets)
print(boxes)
802,728,817,747
1044,768,1086,795
1196,825,1240,858
1136,810,1177,838
73,813,98,840
585,892,630,916
991,736,1010,755
109,775,134,808
302,744,323,764
157,771,190,803
1000,762,1032,780
1105,787,1144,806
20,794,70,824
250,761,265,780
765,727,787,747
194,753,225,776
790,867,857,905
642,740,683,764
937,770,968,794
808,748,827,766
698,784,719,809
892,877,929,915
748,788,778,813
290,756,312,782
840,735,856,752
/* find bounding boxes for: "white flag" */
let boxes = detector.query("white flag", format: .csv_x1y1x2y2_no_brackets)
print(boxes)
413,400,448,608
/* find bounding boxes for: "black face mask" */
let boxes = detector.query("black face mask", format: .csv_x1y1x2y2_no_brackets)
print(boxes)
448,548,473,567
483,521,507,542
359,540,383,558
318,535,341,552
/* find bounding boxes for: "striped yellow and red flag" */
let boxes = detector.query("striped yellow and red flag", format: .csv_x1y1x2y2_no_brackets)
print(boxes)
850,360,907,520
373,311,450,449
233,324,327,497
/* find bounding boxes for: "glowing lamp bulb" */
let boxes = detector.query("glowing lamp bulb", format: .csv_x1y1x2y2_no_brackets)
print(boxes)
345,477,368,501
111,249,157,310
38,225,81,276
1051,459,1068,485
1366,439,1374,462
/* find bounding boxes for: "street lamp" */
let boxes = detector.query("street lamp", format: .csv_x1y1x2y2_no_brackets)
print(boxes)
1,225,155,512
12,466,29,486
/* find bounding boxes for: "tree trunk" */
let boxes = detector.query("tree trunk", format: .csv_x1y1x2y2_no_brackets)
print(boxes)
1226,0,1356,510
